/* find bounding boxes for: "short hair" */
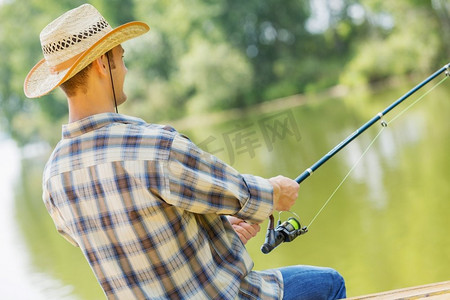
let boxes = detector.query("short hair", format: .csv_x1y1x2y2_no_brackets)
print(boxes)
60,49,114,97
60,63,93,97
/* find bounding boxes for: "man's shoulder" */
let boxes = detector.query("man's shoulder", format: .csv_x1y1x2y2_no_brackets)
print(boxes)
42,121,182,181
117,121,179,149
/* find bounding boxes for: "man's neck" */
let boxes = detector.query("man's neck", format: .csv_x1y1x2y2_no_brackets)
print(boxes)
64,62,119,123
67,94,116,123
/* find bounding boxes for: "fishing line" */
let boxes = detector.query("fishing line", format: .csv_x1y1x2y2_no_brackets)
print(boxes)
387,75,448,125
306,127,385,229
306,74,449,229
261,64,449,253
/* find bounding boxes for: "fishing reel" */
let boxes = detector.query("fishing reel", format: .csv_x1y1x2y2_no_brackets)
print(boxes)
261,213,308,254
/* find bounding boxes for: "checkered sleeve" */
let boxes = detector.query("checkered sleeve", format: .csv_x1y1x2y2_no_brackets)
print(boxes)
163,133,274,223
42,187,79,247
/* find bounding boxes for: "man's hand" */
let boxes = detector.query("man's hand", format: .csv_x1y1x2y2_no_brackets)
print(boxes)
227,216,261,245
268,175,299,211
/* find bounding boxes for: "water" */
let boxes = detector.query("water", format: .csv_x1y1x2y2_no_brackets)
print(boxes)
0,137,79,299
3,79,450,298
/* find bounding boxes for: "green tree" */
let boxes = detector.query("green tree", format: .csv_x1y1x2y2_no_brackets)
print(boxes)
0,0,447,146
340,0,446,87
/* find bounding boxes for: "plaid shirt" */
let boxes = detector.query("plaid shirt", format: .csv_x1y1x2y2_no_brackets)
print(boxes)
43,113,283,299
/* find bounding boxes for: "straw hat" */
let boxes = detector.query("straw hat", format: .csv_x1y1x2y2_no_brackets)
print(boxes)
24,4,149,98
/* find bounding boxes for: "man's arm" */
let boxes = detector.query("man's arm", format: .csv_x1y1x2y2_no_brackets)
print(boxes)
163,134,274,222
164,133,299,222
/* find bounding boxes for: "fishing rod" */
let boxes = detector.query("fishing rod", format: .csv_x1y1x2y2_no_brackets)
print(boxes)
261,62,450,254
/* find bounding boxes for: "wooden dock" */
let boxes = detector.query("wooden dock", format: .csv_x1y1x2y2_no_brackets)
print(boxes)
346,281,450,299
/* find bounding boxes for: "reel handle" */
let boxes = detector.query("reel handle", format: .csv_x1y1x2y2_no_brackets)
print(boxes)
261,215,308,254
261,215,284,254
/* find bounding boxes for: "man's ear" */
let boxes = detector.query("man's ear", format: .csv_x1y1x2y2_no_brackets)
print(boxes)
92,55,109,77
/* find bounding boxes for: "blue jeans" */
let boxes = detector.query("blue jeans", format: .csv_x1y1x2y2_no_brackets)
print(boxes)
278,265,346,300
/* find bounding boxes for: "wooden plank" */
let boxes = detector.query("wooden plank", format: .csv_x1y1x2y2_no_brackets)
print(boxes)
346,281,450,299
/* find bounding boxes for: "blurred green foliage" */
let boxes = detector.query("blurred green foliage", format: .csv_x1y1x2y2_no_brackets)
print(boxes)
0,0,448,146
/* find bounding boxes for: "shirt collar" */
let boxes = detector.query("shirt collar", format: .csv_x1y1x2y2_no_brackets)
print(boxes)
62,113,147,139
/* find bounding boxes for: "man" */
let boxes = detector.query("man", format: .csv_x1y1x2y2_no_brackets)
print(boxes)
24,4,346,299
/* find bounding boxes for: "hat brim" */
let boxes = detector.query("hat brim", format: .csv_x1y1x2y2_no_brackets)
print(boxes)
24,21,150,98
